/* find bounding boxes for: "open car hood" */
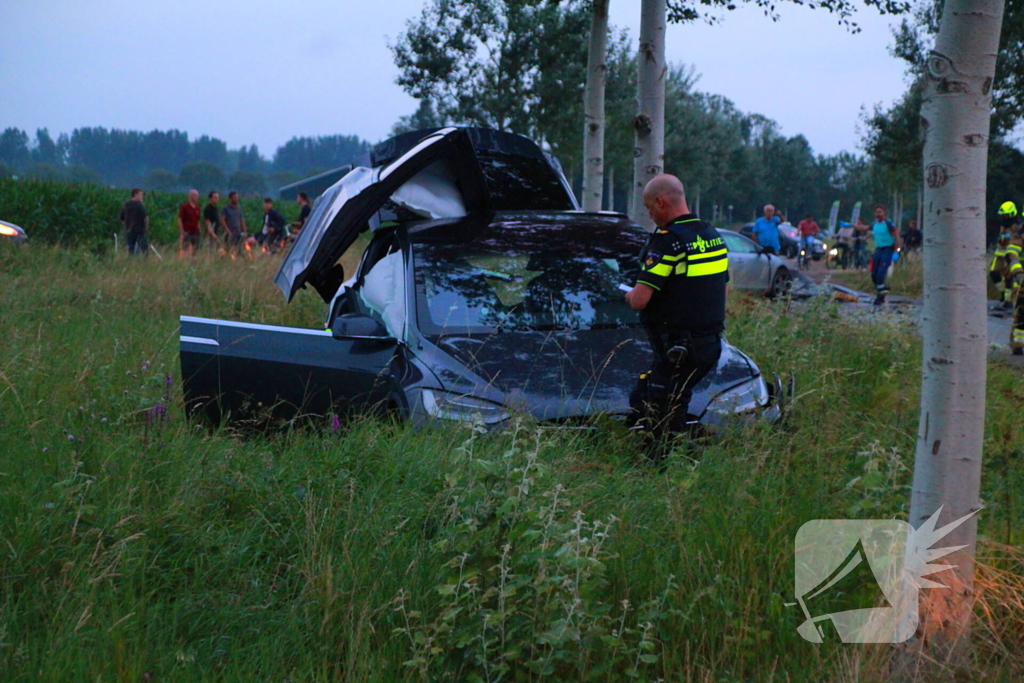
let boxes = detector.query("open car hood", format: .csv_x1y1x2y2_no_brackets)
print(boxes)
275,127,578,303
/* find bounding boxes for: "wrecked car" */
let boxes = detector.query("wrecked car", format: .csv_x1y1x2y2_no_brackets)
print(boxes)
180,127,788,429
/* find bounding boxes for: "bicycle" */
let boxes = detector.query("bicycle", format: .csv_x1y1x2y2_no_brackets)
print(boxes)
825,243,850,270
797,235,815,270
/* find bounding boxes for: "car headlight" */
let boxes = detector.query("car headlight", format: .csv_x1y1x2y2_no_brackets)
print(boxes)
821,243,829,250
0,226,19,236
706,376,770,415
420,389,510,424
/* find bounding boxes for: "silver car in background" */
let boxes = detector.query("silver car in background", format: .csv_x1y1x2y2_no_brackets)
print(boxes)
719,229,793,297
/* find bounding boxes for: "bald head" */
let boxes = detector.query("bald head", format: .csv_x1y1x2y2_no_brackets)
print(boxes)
188,189,199,203
642,174,690,228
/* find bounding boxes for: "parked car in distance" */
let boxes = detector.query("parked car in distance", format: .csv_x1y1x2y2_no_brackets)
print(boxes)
180,127,788,431
718,229,793,298
0,220,27,246
739,222,827,260
740,222,799,258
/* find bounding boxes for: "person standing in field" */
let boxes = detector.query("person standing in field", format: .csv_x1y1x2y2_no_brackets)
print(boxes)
625,174,728,457
292,191,311,239
750,204,781,255
221,191,247,253
119,187,149,256
203,190,224,250
177,189,202,256
869,204,901,305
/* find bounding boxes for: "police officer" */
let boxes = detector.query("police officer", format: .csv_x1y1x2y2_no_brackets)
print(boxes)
625,174,729,450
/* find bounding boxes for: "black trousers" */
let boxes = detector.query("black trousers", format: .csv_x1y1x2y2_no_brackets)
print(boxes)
630,328,722,438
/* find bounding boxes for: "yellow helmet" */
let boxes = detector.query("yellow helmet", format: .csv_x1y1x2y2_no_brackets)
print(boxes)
999,201,1018,217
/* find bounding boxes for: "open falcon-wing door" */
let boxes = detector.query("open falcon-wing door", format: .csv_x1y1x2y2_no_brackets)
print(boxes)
275,127,489,303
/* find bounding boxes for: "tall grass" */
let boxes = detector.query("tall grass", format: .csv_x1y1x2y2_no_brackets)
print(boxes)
1,243,1022,681
0,178,298,248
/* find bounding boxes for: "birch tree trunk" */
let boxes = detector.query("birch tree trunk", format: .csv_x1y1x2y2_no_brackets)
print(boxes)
629,0,666,230
582,0,610,212
606,164,615,211
902,0,1004,673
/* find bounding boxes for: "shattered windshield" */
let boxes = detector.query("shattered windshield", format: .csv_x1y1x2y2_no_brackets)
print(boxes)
412,217,645,333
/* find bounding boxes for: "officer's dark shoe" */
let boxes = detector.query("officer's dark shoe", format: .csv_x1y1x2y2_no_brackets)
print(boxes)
873,294,886,307
1002,300,1014,310
1014,347,1024,356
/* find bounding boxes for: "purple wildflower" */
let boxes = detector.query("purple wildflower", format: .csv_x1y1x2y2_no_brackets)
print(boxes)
329,414,341,434
165,374,173,394
147,403,168,424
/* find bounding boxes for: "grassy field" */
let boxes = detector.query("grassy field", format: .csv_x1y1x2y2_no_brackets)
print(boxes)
2,241,1024,681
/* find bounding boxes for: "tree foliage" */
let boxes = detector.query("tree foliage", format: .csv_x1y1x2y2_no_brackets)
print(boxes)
390,0,591,162
179,162,227,192
272,135,371,175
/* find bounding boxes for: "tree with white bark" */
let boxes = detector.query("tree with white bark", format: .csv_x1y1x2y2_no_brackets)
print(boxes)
901,0,1005,673
582,0,611,212
630,0,668,229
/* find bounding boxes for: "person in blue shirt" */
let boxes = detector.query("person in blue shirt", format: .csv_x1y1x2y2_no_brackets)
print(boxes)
751,204,781,255
869,204,902,305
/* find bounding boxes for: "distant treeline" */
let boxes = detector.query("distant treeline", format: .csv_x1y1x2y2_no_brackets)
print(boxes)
0,127,371,194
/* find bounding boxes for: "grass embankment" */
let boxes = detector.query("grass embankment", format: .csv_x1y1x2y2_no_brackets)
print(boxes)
0,178,299,248
820,250,925,299
2,244,1024,681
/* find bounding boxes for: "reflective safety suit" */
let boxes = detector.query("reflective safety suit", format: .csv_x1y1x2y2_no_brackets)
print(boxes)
990,230,1016,306
629,214,729,445
1006,232,1024,352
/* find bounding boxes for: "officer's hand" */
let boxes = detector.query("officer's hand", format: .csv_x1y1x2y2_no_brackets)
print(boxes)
626,284,654,311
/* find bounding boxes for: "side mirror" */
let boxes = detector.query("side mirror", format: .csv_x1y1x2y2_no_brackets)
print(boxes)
332,313,392,340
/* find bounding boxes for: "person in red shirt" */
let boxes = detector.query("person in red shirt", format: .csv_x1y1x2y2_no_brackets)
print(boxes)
178,189,202,256
797,213,820,256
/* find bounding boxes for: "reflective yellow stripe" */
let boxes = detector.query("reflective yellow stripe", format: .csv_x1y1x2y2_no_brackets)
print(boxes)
1011,263,1023,273
675,263,687,275
687,257,728,276
661,253,685,262
648,263,673,277
688,248,727,262
1008,245,1022,254
635,279,661,291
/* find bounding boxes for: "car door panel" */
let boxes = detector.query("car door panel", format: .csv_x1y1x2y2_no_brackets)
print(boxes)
180,316,400,423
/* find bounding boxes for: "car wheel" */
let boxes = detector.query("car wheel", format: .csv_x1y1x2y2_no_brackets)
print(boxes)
785,244,798,259
769,267,793,298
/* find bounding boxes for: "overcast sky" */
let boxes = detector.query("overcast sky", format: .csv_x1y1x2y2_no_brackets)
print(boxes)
1,0,911,158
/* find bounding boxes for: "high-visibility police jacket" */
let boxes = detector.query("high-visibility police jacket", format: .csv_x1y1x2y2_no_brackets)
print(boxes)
1006,233,1024,286
635,214,729,335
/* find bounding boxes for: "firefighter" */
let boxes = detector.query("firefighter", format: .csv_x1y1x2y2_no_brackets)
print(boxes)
624,174,729,454
991,202,1019,310
1003,205,1024,355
